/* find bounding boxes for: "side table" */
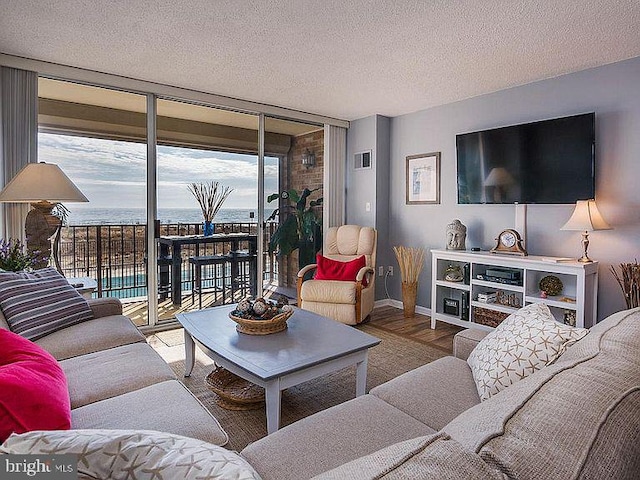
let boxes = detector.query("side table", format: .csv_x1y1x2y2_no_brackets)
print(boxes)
67,276,97,299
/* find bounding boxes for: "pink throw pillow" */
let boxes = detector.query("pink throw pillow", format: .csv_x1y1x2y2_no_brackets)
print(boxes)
0,329,71,442
314,254,368,286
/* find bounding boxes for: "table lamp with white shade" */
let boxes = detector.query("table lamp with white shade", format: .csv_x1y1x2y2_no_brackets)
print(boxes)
0,162,88,271
560,199,611,263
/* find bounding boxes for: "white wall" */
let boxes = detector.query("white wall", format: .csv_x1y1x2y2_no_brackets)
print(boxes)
348,56,640,320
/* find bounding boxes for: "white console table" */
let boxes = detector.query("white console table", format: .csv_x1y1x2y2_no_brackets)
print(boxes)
430,250,598,330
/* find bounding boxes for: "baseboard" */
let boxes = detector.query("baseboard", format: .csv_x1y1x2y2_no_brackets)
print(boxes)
374,298,432,317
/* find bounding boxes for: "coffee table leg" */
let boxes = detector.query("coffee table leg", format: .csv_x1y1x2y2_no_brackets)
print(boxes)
355,354,368,396
184,331,195,377
265,379,281,434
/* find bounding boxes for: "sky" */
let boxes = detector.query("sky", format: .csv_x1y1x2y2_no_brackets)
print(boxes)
38,133,279,210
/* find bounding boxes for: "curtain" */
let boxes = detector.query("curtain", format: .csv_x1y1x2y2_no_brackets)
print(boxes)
322,124,346,235
0,67,38,241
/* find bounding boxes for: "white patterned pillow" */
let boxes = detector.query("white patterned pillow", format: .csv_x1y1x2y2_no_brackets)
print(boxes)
0,267,93,340
467,303,588,401
0,429,262,480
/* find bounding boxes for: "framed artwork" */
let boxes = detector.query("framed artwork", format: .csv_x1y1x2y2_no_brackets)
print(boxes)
406,152,440,204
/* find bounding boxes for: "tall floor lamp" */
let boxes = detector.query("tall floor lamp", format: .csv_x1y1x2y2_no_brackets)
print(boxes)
0,162,88,271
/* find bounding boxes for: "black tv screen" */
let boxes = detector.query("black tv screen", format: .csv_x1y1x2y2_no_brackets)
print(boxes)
456,113,595,204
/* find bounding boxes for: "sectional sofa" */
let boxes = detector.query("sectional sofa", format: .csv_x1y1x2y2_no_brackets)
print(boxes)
241,307,640,479
2,291,639,478
0,297,228,446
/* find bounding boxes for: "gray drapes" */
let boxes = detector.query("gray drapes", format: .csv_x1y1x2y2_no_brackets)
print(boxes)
322,124,346,234
0,66,38,242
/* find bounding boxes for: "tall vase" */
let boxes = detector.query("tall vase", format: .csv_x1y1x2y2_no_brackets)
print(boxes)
401,281,417,318
203,221,214,236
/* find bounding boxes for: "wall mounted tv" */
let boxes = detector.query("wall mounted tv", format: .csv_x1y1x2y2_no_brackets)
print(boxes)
456,113,595,204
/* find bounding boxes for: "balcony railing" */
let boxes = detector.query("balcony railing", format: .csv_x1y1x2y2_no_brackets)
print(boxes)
60,222,279,300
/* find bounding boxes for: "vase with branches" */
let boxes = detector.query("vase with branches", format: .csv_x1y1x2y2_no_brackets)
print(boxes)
393,246,426,317
188,181,233,236
610,261,640,309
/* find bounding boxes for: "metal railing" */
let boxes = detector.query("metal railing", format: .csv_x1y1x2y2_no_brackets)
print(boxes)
60,222,279,300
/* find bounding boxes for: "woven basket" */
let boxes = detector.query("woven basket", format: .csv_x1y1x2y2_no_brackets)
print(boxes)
205,367,265,411
473,306,510,328
229,309,293,335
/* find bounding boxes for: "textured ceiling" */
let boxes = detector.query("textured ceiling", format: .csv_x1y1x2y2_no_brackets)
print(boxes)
1,1,639,121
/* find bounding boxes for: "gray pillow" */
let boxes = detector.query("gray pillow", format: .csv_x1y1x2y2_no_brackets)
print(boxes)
0,267,93,340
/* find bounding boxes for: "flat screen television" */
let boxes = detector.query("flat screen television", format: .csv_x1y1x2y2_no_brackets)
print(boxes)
456,113,595,204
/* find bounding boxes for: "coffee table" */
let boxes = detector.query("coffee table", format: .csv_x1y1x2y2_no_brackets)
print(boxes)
176,305,380,434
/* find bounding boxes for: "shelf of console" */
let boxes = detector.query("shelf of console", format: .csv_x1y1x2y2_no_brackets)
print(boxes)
431,249,598,330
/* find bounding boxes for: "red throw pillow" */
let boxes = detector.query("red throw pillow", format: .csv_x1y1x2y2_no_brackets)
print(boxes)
315,254,369,286
0,329,71,442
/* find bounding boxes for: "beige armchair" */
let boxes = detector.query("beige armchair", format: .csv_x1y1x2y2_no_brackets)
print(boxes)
297,225,377,325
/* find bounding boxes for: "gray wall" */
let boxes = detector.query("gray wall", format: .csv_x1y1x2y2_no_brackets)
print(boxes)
346,114,392,299
347,56,640,321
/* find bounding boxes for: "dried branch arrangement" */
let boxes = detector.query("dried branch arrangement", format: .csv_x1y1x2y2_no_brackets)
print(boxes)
188,181,234,222
393,246,426,284
610,261,640,309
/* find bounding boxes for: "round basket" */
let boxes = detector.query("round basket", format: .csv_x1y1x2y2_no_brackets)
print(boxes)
539,275,563,296
229,309,293,335
205,366,265,411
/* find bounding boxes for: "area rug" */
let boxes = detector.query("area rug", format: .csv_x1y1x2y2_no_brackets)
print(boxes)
165,324,447,451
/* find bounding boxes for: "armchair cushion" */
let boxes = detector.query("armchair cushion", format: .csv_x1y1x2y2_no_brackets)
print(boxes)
315,254,368,286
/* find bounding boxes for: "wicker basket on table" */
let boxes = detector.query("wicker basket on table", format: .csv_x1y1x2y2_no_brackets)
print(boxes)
473,306,510,328
229,308,293,335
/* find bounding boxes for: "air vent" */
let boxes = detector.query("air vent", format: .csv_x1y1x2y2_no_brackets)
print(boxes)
354,150,372,170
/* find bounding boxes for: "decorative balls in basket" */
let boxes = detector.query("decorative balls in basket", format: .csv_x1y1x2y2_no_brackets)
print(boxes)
229,297,294,335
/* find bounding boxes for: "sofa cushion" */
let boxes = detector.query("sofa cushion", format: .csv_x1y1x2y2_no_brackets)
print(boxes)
0,267,93,340
0,329,71,442
370,356,480,430
444,308,640,479
35,314,145,361
1,429,260,479
61,342,176,408
241,394,435,480
467,302,587,400
71,380,228,446
312,433,503,480
315,254,368,286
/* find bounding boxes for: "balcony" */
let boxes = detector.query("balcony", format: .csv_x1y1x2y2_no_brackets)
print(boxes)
59,221,280,325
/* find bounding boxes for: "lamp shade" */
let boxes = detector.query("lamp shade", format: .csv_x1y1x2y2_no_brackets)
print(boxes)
0,163,88,203
484,167,515,187
561,199,611,232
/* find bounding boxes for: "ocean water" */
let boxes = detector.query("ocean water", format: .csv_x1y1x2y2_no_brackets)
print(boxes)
66,207,276,225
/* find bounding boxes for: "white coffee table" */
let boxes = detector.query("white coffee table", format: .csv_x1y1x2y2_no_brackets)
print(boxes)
176,305,380,434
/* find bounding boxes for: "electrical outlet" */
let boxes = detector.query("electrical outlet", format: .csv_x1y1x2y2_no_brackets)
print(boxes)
378,266,384,277
387,266,394,276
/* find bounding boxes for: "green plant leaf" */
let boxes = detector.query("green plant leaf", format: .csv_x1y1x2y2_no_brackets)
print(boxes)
287,189,301,203
269,215,299,256
266,208,279,222
267,193,280,203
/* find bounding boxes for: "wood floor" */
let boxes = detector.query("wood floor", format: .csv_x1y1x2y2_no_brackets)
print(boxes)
366,305,463,353
127,292,463,354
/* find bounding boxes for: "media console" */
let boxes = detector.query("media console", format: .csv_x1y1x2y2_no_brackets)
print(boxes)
430,249,598,330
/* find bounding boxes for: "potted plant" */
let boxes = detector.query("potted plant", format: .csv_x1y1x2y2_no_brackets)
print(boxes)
0,238,43,272
188,181,234,236
267,188,323,271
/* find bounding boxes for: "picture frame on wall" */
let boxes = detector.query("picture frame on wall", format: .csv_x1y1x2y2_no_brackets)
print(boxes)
406,152,441,204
